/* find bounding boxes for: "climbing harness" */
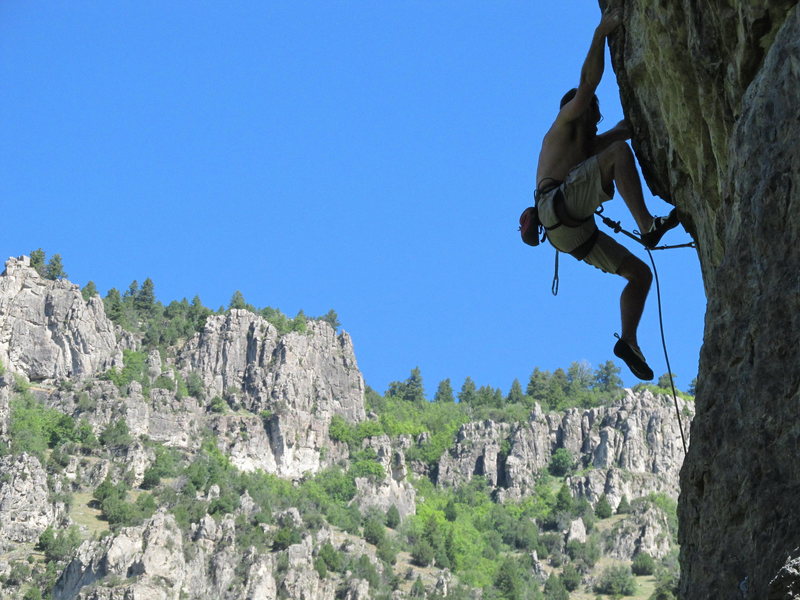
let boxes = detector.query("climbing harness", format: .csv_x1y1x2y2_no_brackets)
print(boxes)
520,192,694,454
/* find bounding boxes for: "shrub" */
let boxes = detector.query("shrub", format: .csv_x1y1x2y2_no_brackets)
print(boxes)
594,565,637,595
411,539,434,567
385,505,401,529
548,448,575,477
632,551,656,576
595,494,613,519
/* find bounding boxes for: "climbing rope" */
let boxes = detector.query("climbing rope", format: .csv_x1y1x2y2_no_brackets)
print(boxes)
641,242,689,455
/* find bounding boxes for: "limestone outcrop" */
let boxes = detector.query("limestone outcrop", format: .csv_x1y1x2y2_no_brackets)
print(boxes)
437,390,690,508
0,453,65,545
0,257,122,381
604,1,800,597
178,312,366,477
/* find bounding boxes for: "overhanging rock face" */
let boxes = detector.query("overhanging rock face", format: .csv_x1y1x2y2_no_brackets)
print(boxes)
601,1,800,597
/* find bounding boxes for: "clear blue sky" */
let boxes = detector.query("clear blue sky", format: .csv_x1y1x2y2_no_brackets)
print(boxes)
0,2,705,395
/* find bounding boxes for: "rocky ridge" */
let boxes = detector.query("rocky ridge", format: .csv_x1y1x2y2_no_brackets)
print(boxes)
0,257,690,598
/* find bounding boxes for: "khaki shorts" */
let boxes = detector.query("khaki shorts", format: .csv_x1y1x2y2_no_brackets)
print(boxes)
538,156,632,274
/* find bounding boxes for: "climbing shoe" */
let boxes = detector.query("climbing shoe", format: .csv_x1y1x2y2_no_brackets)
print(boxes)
640,208,679,249
613,337,654,381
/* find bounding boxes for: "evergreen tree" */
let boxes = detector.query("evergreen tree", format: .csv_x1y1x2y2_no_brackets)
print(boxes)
385,505,401,529
135,277,156,315
595,494,613,519
45,254,67,280
593,360,623,392
657,372,677,389
688,377,698,396
104,288,123,321
229,290,248,310
124,280,139,299
320,309,340,330
403,367,425,402
434,378,455,403
617,495,632,514
543,573,569,600
458,377,477,404
506,378,524,404
29,248,46,276
548,448,575,477
82,281,98,301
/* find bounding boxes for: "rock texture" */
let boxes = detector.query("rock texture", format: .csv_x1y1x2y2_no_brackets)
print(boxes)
604,1,800,597
0,257,122,381
0,453,63,544
437,390,689,508
178,311,366,477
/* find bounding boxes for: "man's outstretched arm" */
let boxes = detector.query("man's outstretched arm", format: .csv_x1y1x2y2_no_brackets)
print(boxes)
558,9,622,123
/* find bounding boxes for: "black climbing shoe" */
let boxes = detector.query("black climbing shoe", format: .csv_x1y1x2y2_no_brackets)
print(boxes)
640,208,679,249
613,337,654,380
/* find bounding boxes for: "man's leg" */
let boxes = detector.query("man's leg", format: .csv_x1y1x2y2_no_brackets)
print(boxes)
615,254,652,349
597,141,654,233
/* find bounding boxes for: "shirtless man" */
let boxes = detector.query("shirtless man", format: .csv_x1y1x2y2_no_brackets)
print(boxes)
534,8,678,380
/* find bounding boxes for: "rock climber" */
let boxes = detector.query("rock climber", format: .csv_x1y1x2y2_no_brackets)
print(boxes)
533,8,679,380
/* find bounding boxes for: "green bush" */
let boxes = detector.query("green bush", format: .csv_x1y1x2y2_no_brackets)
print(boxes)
594,565,637,595
632,551,656,576
385,505,401,529
548,448,575,477
595,494,613,519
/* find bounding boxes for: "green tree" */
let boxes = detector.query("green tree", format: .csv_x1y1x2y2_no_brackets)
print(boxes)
595,494,613,519
617,495,632,515
506,378,525,404
81,281,98,301
320,309,340,330
548,448,575,477
403,367,425,402
362,511,385,546
594,565,637,595
560,563,581,592
494,558,527,600
632,551,656,576
104,288,123,321
555,484,574,514
593,360,623,392
434,378,455,403
657,373,677,389
45,254,67,280
135,277,156,315
385,505,401,528
411,539,434,567
29,248,46,276
229,290,247,310
458,377,477,404
543,573,569,600
687,377,698,396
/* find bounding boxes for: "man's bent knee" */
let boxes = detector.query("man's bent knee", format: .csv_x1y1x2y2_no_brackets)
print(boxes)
617,255,652,288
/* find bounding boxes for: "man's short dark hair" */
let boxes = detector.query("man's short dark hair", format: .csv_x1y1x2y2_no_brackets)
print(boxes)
560,88,600,111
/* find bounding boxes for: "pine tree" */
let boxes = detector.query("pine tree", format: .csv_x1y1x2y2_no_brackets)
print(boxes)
458,376,477,404
595,494,613,519
29,248,46,276
229,290,247,310
434,378,455,403
403,367,425,402
593,360,623,392
507,378,524,403
82,281,98,301
135,278,156,315
45,254,67,280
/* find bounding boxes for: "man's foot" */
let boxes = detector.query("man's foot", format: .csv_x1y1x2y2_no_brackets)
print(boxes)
613,336,654,380
640,208,679,249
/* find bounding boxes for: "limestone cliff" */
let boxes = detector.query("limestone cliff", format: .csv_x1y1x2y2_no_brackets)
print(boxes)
603,1,800,597
0,257,122,381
